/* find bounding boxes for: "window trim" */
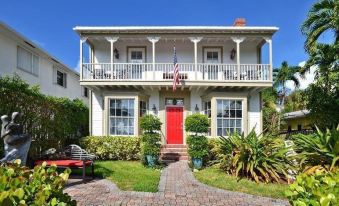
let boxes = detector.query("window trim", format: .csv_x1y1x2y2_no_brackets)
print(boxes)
104,95,138,136
17,46,39,76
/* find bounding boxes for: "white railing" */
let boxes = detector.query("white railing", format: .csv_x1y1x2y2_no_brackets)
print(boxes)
82,63,271,81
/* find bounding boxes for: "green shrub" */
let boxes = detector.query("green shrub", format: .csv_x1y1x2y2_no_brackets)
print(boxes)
0,160,75,205
219,129,294,183
185,113,209,135
291,125,339,173
80,136,140,160
286,171,338,206
141,133,161,156
0,75,89,162
186,135,209,159
140,114,162,133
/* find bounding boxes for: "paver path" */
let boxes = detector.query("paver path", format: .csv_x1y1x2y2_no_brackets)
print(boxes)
65,161,289,206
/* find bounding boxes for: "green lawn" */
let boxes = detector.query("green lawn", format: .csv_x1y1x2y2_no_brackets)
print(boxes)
194,165,288,199
74,161,161,192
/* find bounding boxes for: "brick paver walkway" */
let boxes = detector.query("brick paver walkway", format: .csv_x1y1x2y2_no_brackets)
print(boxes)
65,161,289,206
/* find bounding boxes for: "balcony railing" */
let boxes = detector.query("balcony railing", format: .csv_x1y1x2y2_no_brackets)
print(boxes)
81,63,271,82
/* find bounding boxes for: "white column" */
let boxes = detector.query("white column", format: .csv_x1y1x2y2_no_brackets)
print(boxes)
264,37,273,81
105,37,119,80
147,37,160,80
189,37,203,80
80,36,88,80
231,37,245,80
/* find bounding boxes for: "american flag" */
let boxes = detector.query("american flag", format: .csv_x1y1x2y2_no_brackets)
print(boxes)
173,46,180,91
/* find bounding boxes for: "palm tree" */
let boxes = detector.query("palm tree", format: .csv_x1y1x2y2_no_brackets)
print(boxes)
301,0,339,53
274,61,300,107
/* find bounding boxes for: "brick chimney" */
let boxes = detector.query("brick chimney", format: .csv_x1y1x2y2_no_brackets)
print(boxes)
233,18,246,26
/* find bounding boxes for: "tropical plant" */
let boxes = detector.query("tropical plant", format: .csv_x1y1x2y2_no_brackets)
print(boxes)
80,136,140,160
185,113,209,135
219,129,294,183
291,126,339,173
262,88,281,134
301,0,339,53
283,90,308,113
285,171,338,206
274,61,300,107
0,160,76,206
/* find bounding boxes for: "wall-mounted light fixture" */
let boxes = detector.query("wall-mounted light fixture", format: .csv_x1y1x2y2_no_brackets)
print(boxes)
152,104,157,114
230,48,236,60
195,104,199,113
114,48,119,59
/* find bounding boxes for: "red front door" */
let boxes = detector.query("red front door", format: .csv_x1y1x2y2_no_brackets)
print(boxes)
166,107,183,144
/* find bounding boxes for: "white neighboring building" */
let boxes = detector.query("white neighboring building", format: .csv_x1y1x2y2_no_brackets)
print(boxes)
75,19,278,143
0,22,88,105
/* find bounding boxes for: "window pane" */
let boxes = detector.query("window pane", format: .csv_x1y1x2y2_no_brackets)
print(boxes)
230,110,235,118
236,110,242,118
217,119,222,127
230,101,236,109
17,47,32,73
236,101,242,109
236,119,241,127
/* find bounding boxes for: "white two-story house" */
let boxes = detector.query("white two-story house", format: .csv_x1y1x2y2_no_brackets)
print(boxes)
0,22,88,105
75,20,277,144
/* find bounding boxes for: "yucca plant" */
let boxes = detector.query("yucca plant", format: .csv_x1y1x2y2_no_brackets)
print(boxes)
219,129,294,183
291,125,339,173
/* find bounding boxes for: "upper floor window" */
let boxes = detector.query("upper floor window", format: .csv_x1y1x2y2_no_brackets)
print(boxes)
17,46,39,76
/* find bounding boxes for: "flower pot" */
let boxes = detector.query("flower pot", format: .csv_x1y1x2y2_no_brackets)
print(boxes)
146,155,157,167
192,158,202,169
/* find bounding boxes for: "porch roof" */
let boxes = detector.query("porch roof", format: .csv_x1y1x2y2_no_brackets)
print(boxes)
73,26,279,35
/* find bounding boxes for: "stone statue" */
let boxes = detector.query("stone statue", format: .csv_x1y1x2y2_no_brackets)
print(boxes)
1,112,32,166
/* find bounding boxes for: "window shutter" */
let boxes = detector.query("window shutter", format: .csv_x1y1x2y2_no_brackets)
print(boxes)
63,72,67,88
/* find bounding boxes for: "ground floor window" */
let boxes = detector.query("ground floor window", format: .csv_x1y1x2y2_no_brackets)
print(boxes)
216,99,242,136
202,101,211,135
109,99,134,135
139,100,148,117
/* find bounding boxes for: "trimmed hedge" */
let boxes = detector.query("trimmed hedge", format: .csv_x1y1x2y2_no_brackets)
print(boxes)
80,136,140,160
0,75,89,161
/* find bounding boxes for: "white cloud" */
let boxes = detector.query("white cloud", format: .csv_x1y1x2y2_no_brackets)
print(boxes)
285,61,317,91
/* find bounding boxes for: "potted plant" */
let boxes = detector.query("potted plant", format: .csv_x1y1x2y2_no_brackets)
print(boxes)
185,113,209,169
140,114,162,167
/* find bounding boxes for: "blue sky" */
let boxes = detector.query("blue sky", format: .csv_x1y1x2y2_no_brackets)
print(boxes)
1,0,326,71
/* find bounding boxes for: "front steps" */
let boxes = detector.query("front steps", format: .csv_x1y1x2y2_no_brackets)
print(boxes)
160,144,188,162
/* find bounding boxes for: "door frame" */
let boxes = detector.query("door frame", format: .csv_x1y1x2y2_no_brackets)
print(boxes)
165,105,184,144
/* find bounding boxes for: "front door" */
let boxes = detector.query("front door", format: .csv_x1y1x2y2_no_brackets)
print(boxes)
166,107,183,144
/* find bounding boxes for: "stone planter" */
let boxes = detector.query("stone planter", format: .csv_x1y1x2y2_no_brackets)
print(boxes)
192,158,202,169
146,155,157,167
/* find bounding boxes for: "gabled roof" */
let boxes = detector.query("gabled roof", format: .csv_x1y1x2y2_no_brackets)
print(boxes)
73,26,279,35
283,110,310,119
0,21,79,77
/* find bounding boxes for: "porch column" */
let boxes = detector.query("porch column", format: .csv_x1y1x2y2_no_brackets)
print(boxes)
231,37,245,80
79,36,88,80
105,37,119,80
264,37,273,81
189,37,203,80
147,37,160,80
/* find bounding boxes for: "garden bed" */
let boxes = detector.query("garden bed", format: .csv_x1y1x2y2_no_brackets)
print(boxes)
194,165,288,199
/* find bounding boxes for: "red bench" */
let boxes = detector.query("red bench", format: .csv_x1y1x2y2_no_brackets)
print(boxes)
35,145,95,180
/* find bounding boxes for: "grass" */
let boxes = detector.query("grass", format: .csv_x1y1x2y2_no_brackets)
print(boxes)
194,165,289,199
73,161,161,192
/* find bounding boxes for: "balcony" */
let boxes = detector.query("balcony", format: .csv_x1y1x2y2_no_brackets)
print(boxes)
81,63,271,82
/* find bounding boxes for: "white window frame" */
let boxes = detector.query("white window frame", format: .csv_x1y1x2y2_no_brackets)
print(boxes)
108,98,135,136
216,99,243,136
17,46,39,76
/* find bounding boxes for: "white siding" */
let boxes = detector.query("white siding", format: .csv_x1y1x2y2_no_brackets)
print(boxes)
91,92,103,136
147,90,159,115
190,92,202,114
248,91,262,134
0,24,88,105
